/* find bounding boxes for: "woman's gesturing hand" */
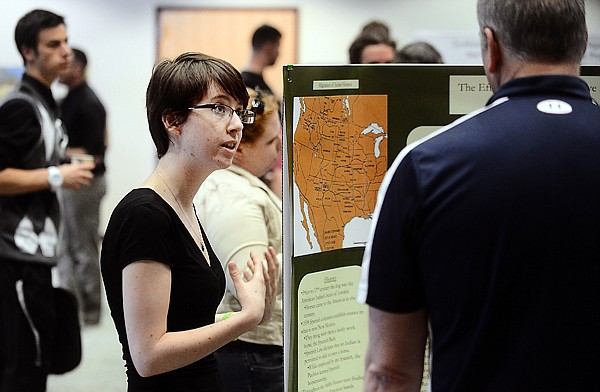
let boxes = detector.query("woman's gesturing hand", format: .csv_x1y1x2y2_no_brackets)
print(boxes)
228,246,279,327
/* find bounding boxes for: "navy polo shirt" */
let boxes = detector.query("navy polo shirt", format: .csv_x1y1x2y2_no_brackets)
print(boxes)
359,75,600,391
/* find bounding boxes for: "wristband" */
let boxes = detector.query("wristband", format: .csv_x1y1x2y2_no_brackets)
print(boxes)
222,311,234,321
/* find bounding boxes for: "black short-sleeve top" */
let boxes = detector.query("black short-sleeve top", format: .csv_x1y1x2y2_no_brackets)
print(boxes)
101,188,226,391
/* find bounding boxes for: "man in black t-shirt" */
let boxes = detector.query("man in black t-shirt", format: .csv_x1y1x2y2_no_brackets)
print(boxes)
241,24,281,96
359,1,599,391
0,10,93,391
57,48,107,326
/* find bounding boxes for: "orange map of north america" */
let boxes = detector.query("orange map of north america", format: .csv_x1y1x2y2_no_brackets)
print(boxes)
293,95,388,252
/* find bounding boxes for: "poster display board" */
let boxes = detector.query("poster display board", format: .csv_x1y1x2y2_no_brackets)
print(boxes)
282,65,600,392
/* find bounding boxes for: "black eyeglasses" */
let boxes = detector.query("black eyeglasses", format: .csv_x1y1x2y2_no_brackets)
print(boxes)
188,103,255,125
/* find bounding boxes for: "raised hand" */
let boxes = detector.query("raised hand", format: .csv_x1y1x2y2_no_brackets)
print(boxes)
228,251,267,327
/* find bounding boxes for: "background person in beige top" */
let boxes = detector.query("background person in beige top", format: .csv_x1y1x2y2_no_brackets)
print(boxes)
195,87,283,392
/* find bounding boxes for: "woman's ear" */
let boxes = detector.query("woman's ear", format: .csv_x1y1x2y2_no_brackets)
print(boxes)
162,113,180,134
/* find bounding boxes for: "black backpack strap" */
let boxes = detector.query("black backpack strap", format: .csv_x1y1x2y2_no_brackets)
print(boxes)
1,81,67,165
0,88,44,125
0,87,45,163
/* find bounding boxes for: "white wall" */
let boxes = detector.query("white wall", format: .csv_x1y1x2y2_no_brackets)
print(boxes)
1,0,599,231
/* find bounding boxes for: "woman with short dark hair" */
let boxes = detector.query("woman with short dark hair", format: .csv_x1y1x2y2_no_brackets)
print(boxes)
101,52,278,392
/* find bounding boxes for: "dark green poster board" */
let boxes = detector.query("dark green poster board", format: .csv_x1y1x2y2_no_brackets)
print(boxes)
282,65,599,392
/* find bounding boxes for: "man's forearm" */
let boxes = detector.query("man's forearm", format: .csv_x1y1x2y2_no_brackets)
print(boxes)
364,363,423,392
0,167,50,195
363,307,428,392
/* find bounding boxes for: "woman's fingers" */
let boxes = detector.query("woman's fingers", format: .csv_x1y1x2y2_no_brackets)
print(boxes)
228,261,240,282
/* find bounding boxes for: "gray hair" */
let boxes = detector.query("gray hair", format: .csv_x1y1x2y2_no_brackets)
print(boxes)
477,0,587,63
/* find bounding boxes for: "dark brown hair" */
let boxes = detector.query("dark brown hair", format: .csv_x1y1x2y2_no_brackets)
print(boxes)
349,33,396,64
15,9,65,65
146,52,249,158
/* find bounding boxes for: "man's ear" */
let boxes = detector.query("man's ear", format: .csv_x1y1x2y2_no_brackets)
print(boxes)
75,63,86,78
21,46,36,64
484,27,501,73
264,41,278,55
